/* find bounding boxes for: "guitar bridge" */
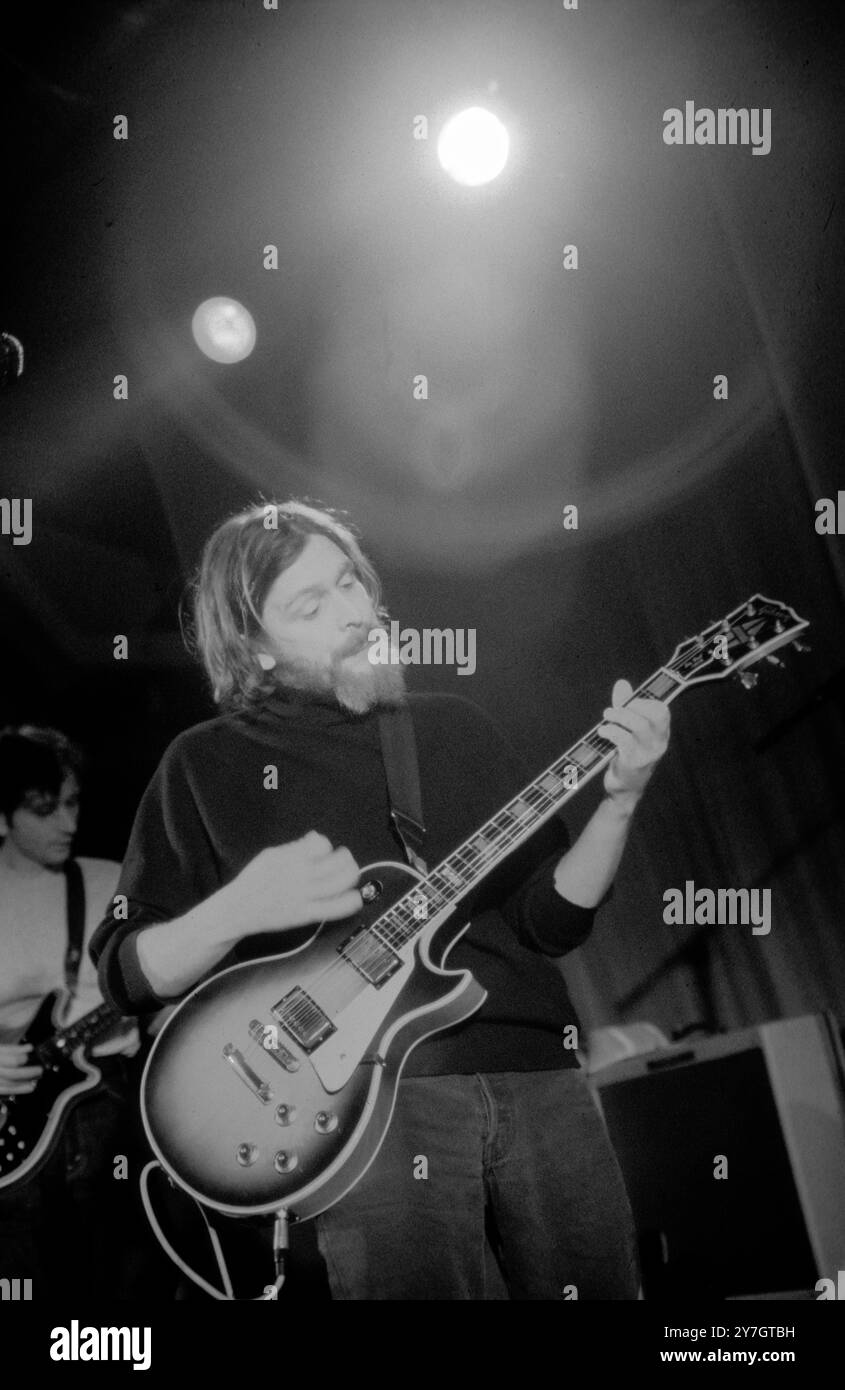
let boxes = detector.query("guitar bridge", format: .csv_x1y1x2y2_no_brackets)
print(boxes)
248,1019,301,1072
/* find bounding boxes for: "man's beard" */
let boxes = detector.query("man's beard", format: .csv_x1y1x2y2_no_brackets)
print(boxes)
272,642,407,714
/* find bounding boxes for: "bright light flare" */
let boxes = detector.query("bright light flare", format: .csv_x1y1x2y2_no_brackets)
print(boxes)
192,297,257,363
437,107,510,187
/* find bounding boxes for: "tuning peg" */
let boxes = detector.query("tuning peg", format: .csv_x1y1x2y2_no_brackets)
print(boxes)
794,640,811,653
765,655,784,667
738,671,759,689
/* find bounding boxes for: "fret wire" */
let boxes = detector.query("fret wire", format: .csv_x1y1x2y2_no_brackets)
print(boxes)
363,926,393,950
376,918,409,946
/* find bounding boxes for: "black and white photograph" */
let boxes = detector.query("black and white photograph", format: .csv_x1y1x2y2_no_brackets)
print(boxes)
1,0,843,1366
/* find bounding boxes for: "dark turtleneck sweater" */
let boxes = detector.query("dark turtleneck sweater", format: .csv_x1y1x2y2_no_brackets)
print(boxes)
91,691,597,1074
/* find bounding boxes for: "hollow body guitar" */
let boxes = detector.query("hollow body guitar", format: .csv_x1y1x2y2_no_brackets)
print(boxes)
141,596,808,1222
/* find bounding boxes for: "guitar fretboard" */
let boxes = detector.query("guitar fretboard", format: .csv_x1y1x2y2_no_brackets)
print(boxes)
36,1002,123,1065
368,667,686,953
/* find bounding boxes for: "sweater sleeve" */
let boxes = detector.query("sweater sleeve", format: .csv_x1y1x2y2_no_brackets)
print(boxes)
89,739,221,1014
498,841,599,958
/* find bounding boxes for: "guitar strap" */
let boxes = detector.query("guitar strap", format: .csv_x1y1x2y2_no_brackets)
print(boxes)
377,704,429,874
63,858,86,1001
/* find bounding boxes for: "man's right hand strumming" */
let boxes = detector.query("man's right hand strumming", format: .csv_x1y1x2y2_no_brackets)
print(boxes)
135,830,362,1002
231,832,363,935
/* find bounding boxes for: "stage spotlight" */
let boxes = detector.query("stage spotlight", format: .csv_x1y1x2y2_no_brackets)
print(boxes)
191,297,256,363
437,107,509,186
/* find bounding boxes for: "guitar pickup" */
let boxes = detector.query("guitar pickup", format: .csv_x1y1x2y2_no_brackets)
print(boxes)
222,1044,272,1103
271,988,335,1053
338,927,402,987
248,1019,301,1072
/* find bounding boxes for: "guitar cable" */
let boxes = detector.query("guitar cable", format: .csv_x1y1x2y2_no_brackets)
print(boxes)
140,1160,288,1301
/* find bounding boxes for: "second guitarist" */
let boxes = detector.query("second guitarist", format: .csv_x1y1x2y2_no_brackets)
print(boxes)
0,725,145,1298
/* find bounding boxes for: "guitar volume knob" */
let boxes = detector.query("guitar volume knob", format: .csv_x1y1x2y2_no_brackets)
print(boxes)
314,1111,339,1134
274,1150,299,1173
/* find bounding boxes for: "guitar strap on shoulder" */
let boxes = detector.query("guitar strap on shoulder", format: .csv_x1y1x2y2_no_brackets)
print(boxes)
63,858,86,1000
377,704,429,875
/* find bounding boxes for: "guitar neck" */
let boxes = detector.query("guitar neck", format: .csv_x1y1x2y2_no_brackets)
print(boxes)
374,665,689,949
36,1002,123,1064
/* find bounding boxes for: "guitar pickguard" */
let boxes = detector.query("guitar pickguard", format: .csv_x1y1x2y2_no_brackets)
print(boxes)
308,952,413,1091
307,900,466,1091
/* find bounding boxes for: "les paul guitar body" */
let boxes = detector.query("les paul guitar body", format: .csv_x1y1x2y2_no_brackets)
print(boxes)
141,595,809,1224
142,860,483,1220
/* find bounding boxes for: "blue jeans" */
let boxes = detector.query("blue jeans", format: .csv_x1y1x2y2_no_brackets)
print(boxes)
316,1069,640,1300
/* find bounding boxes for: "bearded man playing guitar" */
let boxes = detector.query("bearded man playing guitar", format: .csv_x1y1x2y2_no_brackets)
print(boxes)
92,499,671,1301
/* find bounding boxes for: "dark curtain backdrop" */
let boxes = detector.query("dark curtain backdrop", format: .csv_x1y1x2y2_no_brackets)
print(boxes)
515,322,845,1040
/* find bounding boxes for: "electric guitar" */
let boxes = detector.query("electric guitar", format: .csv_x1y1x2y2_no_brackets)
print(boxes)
141,595,809,1222
0,993,131,1191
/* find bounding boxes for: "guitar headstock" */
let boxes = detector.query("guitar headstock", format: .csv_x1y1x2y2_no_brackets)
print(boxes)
669,595,810,689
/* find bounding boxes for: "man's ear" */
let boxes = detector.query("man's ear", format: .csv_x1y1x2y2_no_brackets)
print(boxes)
256,652,276,672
